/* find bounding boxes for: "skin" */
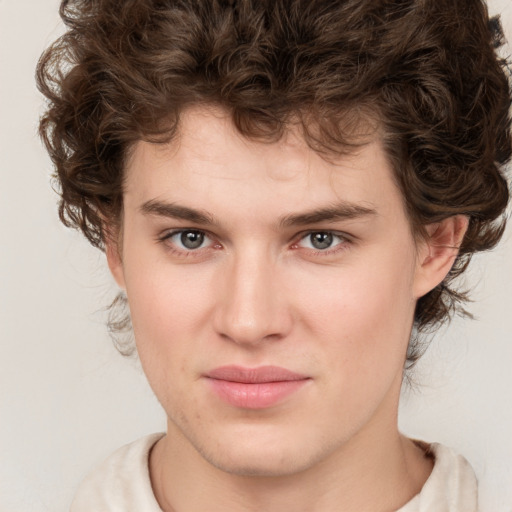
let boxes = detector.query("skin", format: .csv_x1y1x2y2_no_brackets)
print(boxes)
107,106,467,512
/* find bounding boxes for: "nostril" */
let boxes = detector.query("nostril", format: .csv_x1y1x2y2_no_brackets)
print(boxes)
213,302,292,346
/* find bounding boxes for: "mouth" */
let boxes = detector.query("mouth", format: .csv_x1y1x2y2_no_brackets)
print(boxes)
204,365,311,409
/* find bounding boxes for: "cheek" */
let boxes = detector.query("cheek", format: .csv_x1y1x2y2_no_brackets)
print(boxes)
295,250,417,370
123,257,215,366
294,255,417,425
122,263,216,413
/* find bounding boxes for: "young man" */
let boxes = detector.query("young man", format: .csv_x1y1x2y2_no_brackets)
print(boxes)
37,0,511,510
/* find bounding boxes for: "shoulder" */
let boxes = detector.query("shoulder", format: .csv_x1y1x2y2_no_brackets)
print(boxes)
70,433,165,512
398,442,478,512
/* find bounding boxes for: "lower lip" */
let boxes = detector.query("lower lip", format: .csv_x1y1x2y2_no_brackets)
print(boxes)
207,379,309,409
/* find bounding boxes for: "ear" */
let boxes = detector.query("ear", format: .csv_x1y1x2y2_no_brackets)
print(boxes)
105,232,126,290
413,215,469,299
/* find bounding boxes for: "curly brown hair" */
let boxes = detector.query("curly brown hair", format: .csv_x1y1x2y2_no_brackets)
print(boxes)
37,0,511,363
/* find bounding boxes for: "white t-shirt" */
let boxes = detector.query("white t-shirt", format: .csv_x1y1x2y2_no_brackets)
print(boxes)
70,434,478,512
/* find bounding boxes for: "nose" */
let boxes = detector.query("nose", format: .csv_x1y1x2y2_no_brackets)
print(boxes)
212,248,293,346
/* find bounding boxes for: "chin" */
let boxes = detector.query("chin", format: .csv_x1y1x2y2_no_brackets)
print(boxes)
191,428,327,478
202,448,312,478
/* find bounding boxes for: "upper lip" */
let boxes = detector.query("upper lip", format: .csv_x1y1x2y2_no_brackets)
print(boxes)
206,365,309,384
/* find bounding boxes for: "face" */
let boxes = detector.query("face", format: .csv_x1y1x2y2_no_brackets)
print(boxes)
110,106,437,477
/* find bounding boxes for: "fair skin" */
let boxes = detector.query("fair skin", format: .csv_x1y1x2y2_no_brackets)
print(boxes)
107,106,467,512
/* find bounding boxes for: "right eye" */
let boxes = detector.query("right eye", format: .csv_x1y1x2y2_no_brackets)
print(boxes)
160,229,215,252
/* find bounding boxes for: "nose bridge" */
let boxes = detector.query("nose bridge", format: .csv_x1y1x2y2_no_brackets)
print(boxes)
214,244,290,345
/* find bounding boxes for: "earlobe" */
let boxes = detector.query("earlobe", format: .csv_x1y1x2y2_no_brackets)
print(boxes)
413,215,469,298
105,235,126,290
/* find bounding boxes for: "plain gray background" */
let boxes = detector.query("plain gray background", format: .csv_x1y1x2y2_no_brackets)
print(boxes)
1,1,511,510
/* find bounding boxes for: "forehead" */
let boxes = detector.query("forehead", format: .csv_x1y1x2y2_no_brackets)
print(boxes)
123,106,406,224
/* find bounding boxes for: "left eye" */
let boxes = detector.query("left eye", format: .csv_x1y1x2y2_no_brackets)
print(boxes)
297,232,346,250
167,230,212,250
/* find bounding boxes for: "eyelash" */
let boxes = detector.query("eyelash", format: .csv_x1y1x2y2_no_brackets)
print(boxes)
292,231,351,256
157,229,220,258
157,229,352,258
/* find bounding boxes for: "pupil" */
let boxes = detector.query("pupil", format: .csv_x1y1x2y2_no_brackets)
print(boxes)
181,231,204,249
311,232,333,250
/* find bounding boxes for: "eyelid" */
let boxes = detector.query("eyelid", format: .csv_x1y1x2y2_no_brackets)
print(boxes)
157,227,352,257
159,227,211,240
158,228,220,252
293,229,351,243
291,229,353,254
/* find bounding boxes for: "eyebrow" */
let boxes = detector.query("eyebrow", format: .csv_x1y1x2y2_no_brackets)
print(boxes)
140,200,216,225
278,203,377,227
140,199,377,227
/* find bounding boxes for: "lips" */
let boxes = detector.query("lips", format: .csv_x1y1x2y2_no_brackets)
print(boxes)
205,365,310,409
